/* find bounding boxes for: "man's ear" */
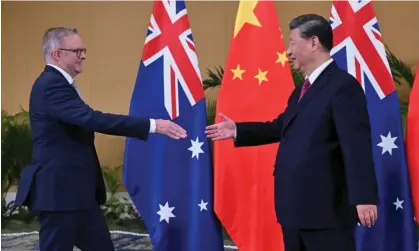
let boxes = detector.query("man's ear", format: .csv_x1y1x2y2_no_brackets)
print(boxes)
51,49,60,61
311,36,320,51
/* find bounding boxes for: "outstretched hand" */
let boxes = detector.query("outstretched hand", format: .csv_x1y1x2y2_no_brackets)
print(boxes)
155,119,187,139
205,113,236,140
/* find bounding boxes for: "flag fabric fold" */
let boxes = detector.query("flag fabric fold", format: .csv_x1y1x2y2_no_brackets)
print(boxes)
329,1,418,250
406,66,419,222
123,1,224,250
213,1,294,250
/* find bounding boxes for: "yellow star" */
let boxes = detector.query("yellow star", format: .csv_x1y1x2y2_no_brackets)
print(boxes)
254,68,268,85
276,51,288,67
234,1,261,37
231,64,246,80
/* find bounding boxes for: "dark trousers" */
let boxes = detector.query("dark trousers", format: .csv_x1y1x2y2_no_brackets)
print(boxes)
282,227,355,251
38,206,114,251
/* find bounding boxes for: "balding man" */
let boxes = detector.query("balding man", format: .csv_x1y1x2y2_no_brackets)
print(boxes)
15,27,187,251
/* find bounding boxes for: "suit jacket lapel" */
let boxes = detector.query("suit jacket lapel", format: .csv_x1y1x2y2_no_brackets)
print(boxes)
282,61,337,131
44,65,80,97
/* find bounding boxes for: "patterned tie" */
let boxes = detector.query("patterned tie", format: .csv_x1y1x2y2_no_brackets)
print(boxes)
298,78,311,103
71,81,82,98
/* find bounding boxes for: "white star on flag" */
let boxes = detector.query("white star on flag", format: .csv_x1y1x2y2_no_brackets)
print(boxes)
198,199,208,211
393,197,404,210
377,131,398,155
157,201,175,223
188,137,204,159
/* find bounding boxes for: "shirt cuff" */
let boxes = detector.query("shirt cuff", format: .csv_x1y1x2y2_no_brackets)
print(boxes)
149,119,156,133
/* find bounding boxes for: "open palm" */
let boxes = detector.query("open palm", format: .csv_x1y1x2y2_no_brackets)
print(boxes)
205,113,236,140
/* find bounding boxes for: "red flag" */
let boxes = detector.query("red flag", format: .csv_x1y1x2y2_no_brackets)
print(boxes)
213,1,294,250
406,65,419,221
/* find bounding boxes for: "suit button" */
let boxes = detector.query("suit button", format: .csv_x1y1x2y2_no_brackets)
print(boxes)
282,138,287,144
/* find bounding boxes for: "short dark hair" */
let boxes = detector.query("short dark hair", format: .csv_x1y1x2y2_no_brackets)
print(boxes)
289,14,333,52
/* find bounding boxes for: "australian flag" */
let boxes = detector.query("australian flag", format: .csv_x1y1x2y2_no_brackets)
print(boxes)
123,1,224,250
329,1,418,250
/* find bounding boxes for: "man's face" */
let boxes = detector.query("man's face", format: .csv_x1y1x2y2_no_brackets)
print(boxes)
287,28,313,73
55,34,86,77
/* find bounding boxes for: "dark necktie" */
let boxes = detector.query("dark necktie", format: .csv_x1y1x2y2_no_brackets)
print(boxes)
298,78,311,103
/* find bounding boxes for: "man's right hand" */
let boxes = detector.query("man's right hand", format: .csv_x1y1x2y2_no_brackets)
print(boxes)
205,113,236,140
155,119,187,139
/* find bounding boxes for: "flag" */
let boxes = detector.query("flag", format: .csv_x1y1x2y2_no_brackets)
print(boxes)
329,1,418,250
406,66,419,221
123,1,224,250
213,1,294,250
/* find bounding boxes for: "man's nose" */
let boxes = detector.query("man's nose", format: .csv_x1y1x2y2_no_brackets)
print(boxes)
286,47,292,57
79,50,87,59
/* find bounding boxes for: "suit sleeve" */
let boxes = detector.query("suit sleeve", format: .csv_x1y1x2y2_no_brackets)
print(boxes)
332,77,378,205
233,88,298,147
234,114,284,147
44,79,150,140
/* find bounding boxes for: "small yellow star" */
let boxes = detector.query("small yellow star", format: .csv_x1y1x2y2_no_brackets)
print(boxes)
254,68,268,85
279,27,283,38
231,64,246,80
276,51,288,67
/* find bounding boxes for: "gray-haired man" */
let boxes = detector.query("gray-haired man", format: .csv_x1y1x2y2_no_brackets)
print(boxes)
15,27,187,250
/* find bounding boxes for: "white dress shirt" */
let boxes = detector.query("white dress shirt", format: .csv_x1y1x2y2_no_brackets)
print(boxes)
306,58,334,85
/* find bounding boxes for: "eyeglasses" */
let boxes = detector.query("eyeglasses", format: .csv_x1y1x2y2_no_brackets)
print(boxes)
58,48,86,58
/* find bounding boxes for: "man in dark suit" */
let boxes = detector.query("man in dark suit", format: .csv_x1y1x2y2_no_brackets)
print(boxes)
206,14,378,251
15,27,187,251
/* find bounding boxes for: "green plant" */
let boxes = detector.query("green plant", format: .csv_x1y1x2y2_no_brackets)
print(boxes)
385,45,416,133
386,45,415,88
291,66,304,86
102,165,123,196
1,108,32,217
203,65,224,90
100,165,141,224
206,100,217,125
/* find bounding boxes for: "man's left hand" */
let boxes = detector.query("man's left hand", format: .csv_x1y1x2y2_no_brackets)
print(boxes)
356,204,377,227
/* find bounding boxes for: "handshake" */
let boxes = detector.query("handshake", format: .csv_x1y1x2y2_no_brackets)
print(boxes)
157,113,235,140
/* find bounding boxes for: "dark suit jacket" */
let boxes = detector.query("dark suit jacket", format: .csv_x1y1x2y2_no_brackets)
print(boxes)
234,61,378,229
15,65,150,212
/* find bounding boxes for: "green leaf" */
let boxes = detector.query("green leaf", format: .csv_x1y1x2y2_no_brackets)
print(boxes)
385,44,415,87
203,65,224,90
206,100,217,125
291,67,304,87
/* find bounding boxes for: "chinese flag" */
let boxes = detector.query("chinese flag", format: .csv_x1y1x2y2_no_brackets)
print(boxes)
213,1,294,251
406,66,419,221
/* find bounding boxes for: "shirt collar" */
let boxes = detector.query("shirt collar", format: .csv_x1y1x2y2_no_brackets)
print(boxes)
47,63,73,84
306,58,334,85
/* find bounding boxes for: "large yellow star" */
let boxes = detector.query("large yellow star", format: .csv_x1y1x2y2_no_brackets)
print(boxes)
276,51,288,67
234,1,261,37
231,64,246,80
254,68,268,85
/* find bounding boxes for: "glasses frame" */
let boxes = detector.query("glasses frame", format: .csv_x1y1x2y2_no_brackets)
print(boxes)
58,48,86,58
